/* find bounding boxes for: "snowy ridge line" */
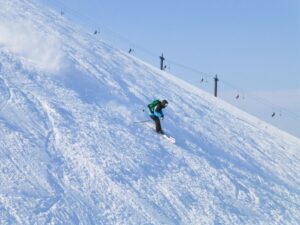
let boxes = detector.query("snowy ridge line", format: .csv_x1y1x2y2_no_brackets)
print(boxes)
39,0,300,130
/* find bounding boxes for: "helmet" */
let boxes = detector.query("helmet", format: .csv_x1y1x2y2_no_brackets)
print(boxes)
161,99,168,107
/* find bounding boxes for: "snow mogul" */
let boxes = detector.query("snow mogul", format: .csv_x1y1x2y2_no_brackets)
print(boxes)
147,99,168,134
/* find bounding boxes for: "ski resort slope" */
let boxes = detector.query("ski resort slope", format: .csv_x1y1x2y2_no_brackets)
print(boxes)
0,0,300,224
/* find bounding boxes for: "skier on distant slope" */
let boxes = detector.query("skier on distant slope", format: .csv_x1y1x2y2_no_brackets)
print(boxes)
147,99,168,134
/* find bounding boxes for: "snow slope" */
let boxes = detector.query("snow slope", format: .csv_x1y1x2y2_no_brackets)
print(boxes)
0,0,300,224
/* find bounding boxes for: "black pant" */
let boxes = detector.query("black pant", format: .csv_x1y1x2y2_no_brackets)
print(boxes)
150,115,162,133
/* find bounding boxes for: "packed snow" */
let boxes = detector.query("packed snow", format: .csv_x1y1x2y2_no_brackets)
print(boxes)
0,0,300,224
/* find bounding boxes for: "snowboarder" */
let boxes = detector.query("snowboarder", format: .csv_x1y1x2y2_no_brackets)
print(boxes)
147,99,168,134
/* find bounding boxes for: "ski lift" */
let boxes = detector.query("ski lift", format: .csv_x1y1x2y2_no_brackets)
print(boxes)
271,112,276,118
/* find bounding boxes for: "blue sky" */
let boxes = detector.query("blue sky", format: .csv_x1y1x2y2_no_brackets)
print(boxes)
40,0,300,137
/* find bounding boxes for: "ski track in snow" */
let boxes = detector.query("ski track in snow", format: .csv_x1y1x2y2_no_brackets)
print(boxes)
0,0,300,224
